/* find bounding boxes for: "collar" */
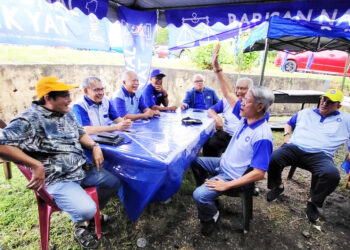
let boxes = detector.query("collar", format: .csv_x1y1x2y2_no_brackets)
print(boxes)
122,86,135,97
84,95,102,106
243,113,267,129
32,102,64,117
313,108,340,118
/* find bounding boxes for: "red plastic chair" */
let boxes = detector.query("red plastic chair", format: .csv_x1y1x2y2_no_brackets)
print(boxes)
17,164,101,250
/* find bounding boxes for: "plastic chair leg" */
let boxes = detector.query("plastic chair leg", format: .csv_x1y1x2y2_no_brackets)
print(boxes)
345,173,350,189
37,198,53,250
287,165,297,180
84,187,101,239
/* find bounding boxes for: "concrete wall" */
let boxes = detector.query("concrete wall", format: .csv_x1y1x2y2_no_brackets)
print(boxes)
0,64,326,123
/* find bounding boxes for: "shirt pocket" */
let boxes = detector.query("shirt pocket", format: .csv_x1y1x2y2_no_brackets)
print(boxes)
321,121,341,135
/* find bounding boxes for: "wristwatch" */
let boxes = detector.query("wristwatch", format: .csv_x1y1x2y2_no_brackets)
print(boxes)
91,142,100,149
283,132,290,136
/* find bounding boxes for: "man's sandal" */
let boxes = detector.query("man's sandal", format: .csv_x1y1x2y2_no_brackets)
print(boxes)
74,222,100,249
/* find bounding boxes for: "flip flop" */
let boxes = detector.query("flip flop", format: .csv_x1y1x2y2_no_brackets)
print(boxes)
74,223,100,249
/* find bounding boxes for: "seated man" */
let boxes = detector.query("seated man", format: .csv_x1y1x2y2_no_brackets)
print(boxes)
73,76,132,134
181,73,219,110
191,44,275,236
111,71,160,121
203,77,252,157
143,69,177,112
0,77,121,249
266,89,350,223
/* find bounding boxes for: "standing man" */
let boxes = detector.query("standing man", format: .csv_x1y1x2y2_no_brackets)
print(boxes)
73,76,132,134
203,77,253,157
0,77,121,249
181,74,219,110
143,69,177,111
266,89,350,223
111,71,160,121
191,44,275,236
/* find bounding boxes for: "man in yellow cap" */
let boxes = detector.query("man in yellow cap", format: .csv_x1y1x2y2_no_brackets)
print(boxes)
266,89,350,224
0,76,121,249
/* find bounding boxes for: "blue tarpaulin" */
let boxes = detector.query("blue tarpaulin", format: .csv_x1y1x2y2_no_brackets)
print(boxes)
243,16,350,52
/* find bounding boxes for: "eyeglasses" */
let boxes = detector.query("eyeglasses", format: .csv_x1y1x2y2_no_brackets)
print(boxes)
55,92,71,98
153,76,163,80
194,80,204,83
242,98,256,105
320,97,338,106
91,87,104,93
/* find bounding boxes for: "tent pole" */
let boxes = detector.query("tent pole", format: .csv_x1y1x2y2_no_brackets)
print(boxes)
341,52,350,91
259,38,269,86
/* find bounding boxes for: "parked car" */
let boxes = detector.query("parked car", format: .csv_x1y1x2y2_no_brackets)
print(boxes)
154,45,185,58
275,50,350,76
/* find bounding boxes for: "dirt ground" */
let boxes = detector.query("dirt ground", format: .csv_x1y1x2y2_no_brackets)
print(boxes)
96,167,350,250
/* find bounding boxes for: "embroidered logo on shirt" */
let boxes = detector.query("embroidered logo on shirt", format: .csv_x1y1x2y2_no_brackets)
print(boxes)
337,118,342,122
245,136,250,142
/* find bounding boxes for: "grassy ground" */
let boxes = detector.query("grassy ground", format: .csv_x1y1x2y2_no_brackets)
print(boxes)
0,132,349,249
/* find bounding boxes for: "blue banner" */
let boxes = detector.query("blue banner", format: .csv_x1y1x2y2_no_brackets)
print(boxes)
0,0,110,50
118,6,156,88
166,0,350,49
47,0,108,19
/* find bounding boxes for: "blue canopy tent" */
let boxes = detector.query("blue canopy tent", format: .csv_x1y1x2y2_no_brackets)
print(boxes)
243,16,350,87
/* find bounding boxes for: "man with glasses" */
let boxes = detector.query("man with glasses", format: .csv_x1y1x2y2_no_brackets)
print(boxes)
111,71,160,121
191,44,275,236
181,74,219,110
267,89,350,224
0,77,121,248
73,76,132,134
143,69,177,112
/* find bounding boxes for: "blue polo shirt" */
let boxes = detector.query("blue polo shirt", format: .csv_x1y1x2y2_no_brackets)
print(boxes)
209,98,240,136
219,100,273,179
142,83,165,108
111,86,148,117
287,108,350,157
183,87,219,110
73,95,119,126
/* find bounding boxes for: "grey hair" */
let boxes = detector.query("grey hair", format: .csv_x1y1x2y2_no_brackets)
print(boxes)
250,86,275,112
236,77,254,89
193,73,205,82
82,76,101,89
122,70,136,82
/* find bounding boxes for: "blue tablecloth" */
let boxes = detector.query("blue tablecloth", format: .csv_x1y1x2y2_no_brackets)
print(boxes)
89,109,215,221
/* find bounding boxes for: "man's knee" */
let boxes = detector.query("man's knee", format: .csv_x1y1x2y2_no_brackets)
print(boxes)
193,186,209,204
75,199,97,221
322,166,340,182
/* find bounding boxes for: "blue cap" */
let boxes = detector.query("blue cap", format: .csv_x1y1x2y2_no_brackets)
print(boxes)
151,69,166,78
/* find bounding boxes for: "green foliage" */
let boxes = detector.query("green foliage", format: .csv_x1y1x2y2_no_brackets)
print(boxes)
154,26,168,45
189,39,260,71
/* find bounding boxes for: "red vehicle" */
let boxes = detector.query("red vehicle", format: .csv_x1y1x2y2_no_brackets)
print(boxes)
275,50,350,76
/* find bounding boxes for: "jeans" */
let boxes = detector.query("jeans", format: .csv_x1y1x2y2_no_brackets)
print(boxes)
191,157,232,222
267,143,340,208
47,167,121,222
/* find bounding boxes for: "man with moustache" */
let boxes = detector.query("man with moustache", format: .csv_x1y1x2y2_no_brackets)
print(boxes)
191,45,275,236
266,88,350,224
73,76,132,134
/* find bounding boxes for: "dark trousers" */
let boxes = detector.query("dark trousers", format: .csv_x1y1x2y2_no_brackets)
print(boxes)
267,143,340,208
203,130,232,157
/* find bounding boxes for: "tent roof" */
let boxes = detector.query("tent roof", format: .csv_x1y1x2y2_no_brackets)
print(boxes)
243,16,350,52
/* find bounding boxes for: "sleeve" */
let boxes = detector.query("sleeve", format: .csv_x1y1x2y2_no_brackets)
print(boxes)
212,90,220,105
287,113,298,129
108,102,119,121
72,104,91,126
143,87,156,108
250,139,273,171
0,118,34,149
138,95,148,111
113,97,127,117
232,100,242,119
182,90,191,106
210,100,224,113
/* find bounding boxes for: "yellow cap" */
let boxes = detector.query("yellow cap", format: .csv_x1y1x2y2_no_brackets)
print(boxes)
322,89,343,102
36,77,77,99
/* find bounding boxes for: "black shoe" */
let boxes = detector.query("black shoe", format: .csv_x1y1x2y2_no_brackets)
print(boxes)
266,186,284,202
306,202,319,223
200,219,216,236
89,214,108,228
74,222,100,249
